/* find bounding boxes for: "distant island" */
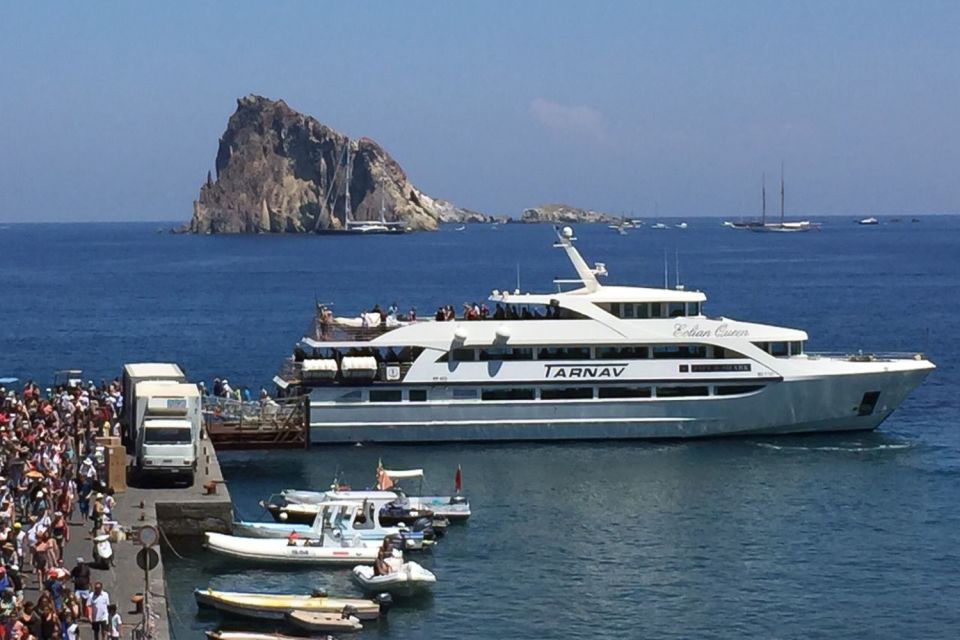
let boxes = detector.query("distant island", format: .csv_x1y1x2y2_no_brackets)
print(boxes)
519,204,621,225
187,95,498,233
184,95,626,233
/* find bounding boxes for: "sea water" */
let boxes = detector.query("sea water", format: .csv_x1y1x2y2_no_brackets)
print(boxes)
2,218,958,638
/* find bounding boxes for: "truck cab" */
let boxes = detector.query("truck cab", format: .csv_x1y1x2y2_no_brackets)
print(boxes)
134,381,201,485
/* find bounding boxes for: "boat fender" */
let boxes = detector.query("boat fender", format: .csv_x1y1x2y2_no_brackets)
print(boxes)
376,592,394,612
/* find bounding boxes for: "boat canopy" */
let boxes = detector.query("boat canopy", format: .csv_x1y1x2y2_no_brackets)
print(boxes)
383,469,424,480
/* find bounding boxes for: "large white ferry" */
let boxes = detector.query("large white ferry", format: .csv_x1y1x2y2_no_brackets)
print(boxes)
276,227,933,443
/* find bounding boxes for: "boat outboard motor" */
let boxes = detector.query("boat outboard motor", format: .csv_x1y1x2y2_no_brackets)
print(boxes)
385,533,407,552
376,592,394,612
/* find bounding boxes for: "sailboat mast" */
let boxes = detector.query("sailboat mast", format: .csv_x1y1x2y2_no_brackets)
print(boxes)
344,142,352,228
379,176,386,224
761,172,766,225
780,161,785,224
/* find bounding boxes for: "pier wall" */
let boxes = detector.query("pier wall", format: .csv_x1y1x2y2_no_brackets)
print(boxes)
64,432,233,639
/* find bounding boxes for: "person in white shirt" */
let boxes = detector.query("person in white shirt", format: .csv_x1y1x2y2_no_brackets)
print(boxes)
87,582,110,640
108,603,122,639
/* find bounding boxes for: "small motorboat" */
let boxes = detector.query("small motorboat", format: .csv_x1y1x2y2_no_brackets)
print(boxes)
194,588,384,620
204,531,379,566
651,222,668,229
674,222,688,229
285,610,362,633
858,217,879,225
281,465,472,522
245,499,438,549
352,560,437,597
206,632,326,640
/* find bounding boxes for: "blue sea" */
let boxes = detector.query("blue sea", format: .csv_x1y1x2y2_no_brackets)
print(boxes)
2,218,958,639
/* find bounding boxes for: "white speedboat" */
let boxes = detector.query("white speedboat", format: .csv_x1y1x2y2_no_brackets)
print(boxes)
194,588,383,620
236,499,437,549
858,217,879,225
650,222,668,229
206,632,312,640
352,561,437,597
674,222,688,229
281,467,471,522
285,610,362,633
204,530,379,565
277,226,934,442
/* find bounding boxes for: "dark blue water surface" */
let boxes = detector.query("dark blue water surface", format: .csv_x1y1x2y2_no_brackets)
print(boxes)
2,218,958,639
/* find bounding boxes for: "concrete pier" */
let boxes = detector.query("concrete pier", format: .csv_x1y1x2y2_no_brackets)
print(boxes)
62,434,233,639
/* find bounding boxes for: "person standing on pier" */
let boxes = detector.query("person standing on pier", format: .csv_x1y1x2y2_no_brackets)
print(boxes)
87,582,110,640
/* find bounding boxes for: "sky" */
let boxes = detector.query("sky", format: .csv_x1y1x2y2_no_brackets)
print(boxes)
0,1,958,222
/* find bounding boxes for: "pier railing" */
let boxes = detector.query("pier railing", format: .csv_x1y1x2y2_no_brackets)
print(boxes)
202,395,309,449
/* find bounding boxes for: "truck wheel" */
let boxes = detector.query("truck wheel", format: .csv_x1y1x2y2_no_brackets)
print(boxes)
185,471,196,486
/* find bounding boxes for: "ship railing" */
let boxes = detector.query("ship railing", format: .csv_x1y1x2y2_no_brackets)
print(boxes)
805,351,927,362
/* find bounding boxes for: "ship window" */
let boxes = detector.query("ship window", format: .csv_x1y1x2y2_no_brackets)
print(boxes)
711,346,747,359
609,303,621,317
537,347,591,360
540,387,594,400
478,347,533,361
686,302,700,316
596,346,649,359
452,388,478,400
369,389,402,403
650,303,662,317
335,390,362,403
598,386,652,399
408,389,427,402
769,342,789,357
452,349,477,362
652,345,706,359
481,388,535,401
636,303,650,319
691,363,751,373
656,386,709,398
623,303,635,319
790,341,804,356
668,302,686,317
715,385,765,396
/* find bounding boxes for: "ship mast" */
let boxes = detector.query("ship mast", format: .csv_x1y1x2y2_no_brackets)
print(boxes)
779,161,785,225
343,142,351,228
761,172,766,225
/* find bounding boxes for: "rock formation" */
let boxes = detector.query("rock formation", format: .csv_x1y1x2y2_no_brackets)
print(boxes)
188,95,489,233
520,203,620,224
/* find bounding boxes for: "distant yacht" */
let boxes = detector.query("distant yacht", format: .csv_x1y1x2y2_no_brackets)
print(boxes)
317,144,409,235
651,222,668,230
857,217,879,225
277,226,934,443
726,169,819,232
674,222,688,230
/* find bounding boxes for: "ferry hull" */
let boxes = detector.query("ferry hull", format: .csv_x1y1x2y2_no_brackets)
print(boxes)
307,366,931,443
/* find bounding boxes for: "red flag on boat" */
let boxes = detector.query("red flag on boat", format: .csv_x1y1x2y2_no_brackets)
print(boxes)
455,464,462,494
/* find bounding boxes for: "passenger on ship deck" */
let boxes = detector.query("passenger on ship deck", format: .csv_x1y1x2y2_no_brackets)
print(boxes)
494,303,505,319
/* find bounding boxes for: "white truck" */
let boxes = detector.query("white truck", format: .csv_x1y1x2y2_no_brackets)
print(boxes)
121,363,186,447
133,381,202,485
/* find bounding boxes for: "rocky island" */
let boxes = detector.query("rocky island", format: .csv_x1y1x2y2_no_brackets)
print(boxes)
519,203,621,225
188,95,492,233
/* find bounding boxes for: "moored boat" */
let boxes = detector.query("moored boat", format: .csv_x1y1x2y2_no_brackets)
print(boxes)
285,610,363,633
236,499,438,549
194,588,383,620
204,531,380,565
352,561,437,597
206,632,326,640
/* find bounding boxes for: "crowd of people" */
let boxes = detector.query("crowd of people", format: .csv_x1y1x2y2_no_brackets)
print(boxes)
0,380,126,640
